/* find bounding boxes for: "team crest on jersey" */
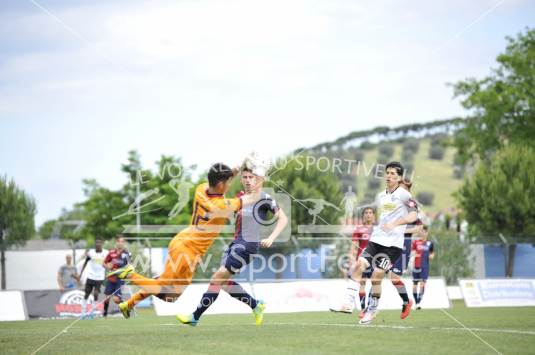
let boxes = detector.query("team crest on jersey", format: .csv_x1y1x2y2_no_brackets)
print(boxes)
382,202,396,212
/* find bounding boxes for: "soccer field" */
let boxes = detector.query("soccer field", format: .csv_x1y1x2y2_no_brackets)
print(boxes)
2,302,534,355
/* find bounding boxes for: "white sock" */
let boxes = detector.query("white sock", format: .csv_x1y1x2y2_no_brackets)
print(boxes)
90,299,97,315
345,279,359,304
368,295,379,311
81,299,87,316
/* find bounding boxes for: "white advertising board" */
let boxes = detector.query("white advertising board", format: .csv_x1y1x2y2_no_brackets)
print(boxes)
153,278,450,316
460,279,535,307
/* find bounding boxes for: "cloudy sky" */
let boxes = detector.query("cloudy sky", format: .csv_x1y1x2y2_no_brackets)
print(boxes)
1,0,533,226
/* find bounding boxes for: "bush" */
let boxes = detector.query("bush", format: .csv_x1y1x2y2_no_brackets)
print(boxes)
453,166,465,179
429,228,474,285
417,191,434,206
403,139,420,153
429,145,445,160
431,133,448,146
363,190,378,204
367,178,381,190
378,144,394,158
353,150,364,162
401,149,414,163
376,153,390,165
360,141,375,150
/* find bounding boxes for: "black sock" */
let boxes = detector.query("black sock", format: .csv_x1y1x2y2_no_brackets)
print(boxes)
103,299,110,316
193,284,220,320
392,280,409,304
419,286,425,304
225,280,257,309
359,292,366,310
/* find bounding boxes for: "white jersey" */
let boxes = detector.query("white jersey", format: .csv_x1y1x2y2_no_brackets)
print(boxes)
85,249,107,281
370,186,417,249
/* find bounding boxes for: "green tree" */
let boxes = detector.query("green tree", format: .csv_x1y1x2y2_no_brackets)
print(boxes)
79,151,196,244
429,228,474,285
456,145,535,277
456,145,535,237
453,28,535,164
267,155,343,250
452,28,535,277
0,176,36,289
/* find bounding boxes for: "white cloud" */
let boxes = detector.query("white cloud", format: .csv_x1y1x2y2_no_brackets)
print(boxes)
0,0,532,225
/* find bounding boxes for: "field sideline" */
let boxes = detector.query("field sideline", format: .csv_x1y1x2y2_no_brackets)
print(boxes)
1,302,534,355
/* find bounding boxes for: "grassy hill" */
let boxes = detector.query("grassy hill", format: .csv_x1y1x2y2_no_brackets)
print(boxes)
354,138,461,213
307,118,465,215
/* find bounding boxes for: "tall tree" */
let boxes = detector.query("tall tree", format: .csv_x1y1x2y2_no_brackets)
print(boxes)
456,145,535,237
453,28,535,164
0,176,36,289
453,28,535,277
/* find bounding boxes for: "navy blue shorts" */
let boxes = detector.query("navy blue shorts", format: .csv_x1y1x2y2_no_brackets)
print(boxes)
362,263,373,279
222,242,254,274
412,268,429,281
391,237,412,276
104,280,123,298
391,253,411,276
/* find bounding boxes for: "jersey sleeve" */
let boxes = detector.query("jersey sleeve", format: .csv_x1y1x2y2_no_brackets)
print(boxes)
263,193,279,214
352,226,363,242
401,190,418,213
104,252,112,264
429,241,434,253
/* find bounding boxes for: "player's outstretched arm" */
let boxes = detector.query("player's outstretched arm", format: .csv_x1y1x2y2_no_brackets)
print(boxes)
260,208,288,248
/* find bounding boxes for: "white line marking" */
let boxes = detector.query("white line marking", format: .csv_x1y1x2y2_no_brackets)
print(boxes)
440,309,503,355
161,321,535,336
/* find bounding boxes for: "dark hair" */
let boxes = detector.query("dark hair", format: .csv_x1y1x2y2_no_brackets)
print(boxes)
422,225,429,231
361,206,375,218
385,161,404,177
208,163,234,188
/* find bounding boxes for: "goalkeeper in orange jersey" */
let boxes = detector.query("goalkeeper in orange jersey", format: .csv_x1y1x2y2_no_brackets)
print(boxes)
108,163,263,319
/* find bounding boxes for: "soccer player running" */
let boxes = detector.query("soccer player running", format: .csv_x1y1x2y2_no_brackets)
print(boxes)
330,206,375,314
108,163,263,319
354,161,418,325
386,179,422,319
79,238,108,319
411,225,434,309
102,236,131,318
177,158,288,326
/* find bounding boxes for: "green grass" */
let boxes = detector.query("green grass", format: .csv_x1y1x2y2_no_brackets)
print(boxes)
410,139,462,212
2,302,535,354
